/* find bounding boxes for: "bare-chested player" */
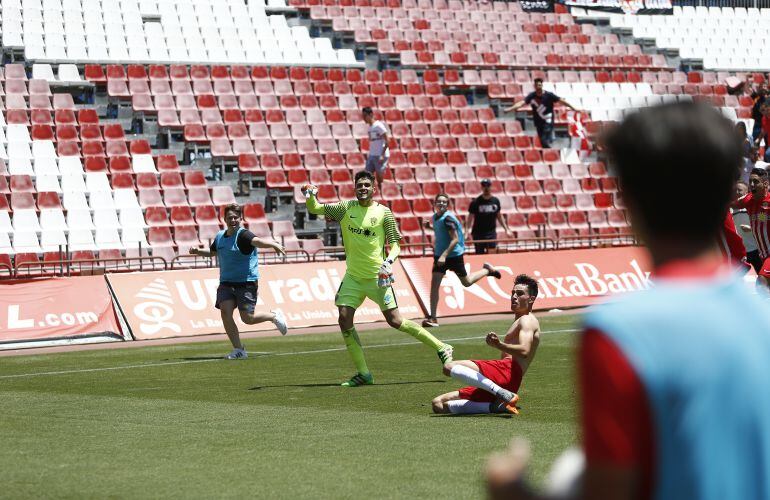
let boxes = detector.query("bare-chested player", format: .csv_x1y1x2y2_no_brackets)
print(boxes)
431,274,540,415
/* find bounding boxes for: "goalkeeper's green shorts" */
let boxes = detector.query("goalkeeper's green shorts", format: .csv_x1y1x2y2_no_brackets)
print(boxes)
335,273,398,311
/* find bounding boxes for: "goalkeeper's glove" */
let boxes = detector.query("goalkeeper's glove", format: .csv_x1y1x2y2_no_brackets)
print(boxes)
379,258,393,277
377,259,395,287
301,184,318,197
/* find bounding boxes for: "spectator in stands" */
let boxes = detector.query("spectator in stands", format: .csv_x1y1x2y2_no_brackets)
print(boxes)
189,203,288,359
466,179,512,254
754,103,770,162
733,181,762,273
362,107,390,191
750,82,768,142
422,193,503,328
737,122,755,183
486,102,770,500
504,78,580,148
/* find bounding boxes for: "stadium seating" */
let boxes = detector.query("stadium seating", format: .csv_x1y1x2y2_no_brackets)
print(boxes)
3,0,361,66
0,0,645,275
293,0,666,71
603,7,770,71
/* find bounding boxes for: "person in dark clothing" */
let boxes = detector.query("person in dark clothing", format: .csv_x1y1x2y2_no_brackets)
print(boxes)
750,83,768,142
505,78,580,148
466,179,512,254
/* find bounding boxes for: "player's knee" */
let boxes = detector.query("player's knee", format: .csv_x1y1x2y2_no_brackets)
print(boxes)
431,398,446,414
386,316,402,329
238,310,254,324
442,363,454,377
459,277,472,287
338,316,352,330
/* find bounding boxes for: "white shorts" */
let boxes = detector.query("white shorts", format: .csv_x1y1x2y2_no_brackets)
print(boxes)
365,155,389,174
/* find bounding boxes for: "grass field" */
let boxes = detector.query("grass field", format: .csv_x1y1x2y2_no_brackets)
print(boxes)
0,313,581,499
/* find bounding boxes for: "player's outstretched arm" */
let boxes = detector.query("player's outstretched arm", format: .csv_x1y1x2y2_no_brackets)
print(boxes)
302,183,349,221
504,100,526,113
301,184,326,215
189,246,215,257
486,438,636,500
251,237,286,256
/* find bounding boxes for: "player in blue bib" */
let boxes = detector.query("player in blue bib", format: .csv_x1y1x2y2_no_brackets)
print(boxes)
486,103,770,500
190,203,288,359
421,193,502,328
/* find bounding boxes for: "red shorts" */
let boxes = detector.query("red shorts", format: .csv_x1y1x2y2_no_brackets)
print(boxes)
759,257,770,279
457,357,524,403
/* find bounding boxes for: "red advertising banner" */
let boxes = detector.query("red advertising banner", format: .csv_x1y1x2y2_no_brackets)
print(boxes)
0,276,123,342
107,262,423,340
400,247,653,316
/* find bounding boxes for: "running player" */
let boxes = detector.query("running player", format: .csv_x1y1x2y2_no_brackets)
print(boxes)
189,203,288,359
422,193,503,328
302,171,454,387
431,274,540,415
733,167,770,288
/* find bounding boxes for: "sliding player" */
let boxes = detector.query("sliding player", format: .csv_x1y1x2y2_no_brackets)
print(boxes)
431,274,540,415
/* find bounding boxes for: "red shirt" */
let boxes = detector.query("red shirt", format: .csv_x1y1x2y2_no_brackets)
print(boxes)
580,259,728,499
717,212,746,265
735,192,770,259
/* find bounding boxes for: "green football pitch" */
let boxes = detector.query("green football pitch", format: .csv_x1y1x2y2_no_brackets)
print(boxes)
0,313,581,499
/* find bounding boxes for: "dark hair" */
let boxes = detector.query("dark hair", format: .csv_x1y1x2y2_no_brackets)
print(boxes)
354,170,375,184
223,203,242,218
602,102,741,245
751,167,769,179
435,193,450,202
362,106,373,115
534,77,543,85
514,274,538,299
736,122,747,134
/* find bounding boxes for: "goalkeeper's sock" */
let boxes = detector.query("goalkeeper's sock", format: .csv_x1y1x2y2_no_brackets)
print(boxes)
341,327,370,375
397,319,444,350
446,399,490,414
450,364,509,399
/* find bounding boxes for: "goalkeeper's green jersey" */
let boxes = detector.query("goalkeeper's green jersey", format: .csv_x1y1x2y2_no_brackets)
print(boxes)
308,198,401,279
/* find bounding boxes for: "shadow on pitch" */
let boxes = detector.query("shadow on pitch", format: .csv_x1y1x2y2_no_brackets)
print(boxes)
430,413,514,419
249,379,446,390
169,352,272,361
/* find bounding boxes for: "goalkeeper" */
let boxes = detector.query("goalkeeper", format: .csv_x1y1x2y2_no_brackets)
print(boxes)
303,171,454,387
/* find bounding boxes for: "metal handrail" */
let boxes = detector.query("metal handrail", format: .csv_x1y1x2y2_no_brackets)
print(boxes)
14,256,168,278
1,235,643,279
556,232,638,249
0,261,13,277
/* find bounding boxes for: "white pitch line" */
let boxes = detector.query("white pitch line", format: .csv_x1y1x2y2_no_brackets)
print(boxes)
0,328,580,380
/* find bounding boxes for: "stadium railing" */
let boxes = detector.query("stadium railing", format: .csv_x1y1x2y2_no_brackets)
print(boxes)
672,0,770,7
0,261,13,277
556,232,637,248
1,235,641,279
169,249,312,270
14,256,168,278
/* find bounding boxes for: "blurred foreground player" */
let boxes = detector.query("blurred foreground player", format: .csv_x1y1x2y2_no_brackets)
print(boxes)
431,274,540,415
486,103,770,500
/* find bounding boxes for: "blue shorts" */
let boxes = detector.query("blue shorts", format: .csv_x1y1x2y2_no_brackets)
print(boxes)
365,155,389,174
